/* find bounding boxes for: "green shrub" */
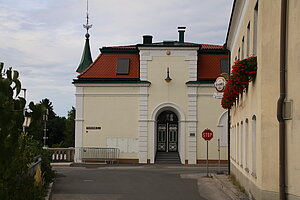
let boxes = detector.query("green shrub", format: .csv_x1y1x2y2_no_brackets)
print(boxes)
0,63,54,199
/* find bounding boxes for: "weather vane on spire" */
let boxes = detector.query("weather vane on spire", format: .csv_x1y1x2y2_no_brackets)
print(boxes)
83,0,92,37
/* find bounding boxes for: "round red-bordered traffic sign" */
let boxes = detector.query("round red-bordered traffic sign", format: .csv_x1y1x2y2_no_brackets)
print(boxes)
202,129,213,141
214,76,226,92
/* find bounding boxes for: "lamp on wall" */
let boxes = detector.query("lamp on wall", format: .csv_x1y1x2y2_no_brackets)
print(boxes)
165,67,172,83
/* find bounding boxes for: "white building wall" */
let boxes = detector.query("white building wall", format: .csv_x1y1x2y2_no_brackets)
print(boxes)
74,86,84,162
74,84,143,161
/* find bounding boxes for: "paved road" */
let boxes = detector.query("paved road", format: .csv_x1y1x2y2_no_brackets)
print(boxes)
51,165,230,200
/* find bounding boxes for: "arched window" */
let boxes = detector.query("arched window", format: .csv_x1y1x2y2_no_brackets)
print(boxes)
217,111,228,146
157,110,178,123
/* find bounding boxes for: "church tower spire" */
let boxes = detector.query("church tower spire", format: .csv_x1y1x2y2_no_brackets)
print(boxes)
76,0,93,73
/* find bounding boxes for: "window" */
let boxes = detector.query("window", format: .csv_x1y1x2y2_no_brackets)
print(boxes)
220,58,230,73
237,123,239,164
245,119,249,172
234,126,236,161
247,22,250,57
116,58,130,75
252,115,257,177
240,121,243,167
233,126,236,161
242,37,245,59
230,126,234,160
253,2,258,55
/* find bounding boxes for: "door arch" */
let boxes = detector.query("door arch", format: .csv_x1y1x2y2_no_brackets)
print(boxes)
157,111,178,152
150,103,186,164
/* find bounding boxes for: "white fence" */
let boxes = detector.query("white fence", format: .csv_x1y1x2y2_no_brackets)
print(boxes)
79,147,120,164
48,148,75,162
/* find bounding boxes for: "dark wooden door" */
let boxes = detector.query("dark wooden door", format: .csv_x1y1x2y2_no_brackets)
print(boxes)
157,123,178,152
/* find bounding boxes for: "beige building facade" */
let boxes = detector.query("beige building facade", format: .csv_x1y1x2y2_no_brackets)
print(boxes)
225,0,300,199
74,29,229,165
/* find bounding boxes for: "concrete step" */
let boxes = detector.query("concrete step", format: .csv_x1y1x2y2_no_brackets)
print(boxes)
155,152,181,164
155,160,181,164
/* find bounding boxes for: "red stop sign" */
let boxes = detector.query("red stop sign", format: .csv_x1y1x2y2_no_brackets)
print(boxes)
202,129,213,141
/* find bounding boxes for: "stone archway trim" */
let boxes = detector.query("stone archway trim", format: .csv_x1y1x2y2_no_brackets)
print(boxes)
150,102,186,164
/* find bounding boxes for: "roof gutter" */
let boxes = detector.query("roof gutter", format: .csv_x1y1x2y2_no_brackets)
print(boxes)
224,0,237,47
227,51,231,175
277,0,287,199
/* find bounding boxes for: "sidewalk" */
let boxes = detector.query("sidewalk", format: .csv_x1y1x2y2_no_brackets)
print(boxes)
182,173,249,200
213,174,249,200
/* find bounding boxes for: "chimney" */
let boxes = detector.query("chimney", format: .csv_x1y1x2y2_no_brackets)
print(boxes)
143,35,153,44
178,27,186,43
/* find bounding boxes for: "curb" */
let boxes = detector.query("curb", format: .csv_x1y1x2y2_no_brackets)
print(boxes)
45,182,54,200
50,162,72,167
213,174,248,200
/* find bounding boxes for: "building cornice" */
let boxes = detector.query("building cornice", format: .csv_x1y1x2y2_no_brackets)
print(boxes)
100,48,139,54
73,78,151,86
198,49,229,55
138,46,200,51
186,79,215,85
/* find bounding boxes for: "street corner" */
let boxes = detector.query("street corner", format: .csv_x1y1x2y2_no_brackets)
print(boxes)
181,173,232,200
213,174,249,200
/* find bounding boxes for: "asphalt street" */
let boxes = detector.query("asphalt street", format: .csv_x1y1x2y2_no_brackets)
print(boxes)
51,164,230,200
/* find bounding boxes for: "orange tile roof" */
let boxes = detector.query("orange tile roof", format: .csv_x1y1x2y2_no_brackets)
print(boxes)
77,44,227,80
198,54,229,79
78,54,139,79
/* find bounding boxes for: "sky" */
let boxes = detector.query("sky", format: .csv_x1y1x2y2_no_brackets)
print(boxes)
0,0,234,117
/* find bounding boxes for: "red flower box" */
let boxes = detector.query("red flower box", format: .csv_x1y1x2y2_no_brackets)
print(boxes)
221,56,257,109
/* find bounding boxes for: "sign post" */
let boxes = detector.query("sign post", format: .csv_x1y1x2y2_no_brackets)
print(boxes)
202,129,213,177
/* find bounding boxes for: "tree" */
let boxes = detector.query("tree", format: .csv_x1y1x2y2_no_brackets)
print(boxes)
26,102,45,144
40,98,56,119
63,107,75,147
47,116,66,147
31,98,66,147
27,99,74,148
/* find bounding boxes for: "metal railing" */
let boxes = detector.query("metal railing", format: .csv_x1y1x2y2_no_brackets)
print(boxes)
48,148,75,162
79,147,120,164
28,155,42,175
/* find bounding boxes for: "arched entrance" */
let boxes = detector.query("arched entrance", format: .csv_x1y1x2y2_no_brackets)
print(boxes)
157,111,178,152
149,103,185,164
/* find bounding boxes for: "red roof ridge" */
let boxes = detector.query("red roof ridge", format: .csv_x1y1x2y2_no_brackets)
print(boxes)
102,45,137,49
101,43,224,50
173,41,224,49
200,44,224,49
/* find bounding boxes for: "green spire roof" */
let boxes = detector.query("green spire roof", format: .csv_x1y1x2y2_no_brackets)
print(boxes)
76,33,93,73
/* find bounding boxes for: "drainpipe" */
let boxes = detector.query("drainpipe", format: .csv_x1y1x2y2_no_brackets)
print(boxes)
223,44,231,175
277,0,287,200
223,43,231,175
227,51,231,175
227,107,231,175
